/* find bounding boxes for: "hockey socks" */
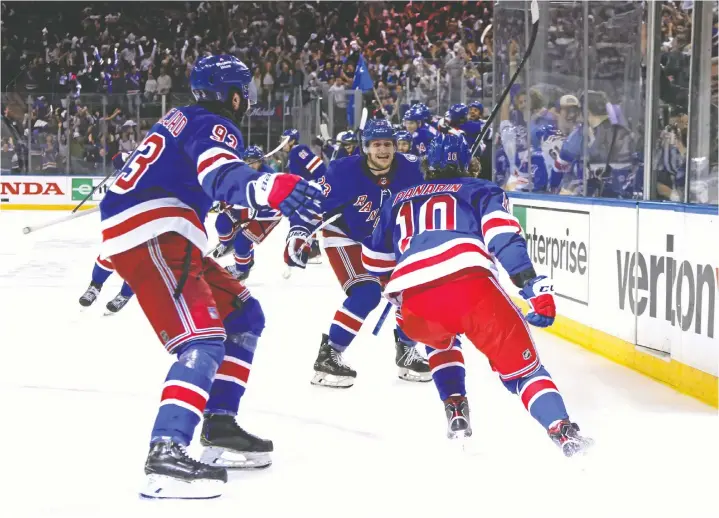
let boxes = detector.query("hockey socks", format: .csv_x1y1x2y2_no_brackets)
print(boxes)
233,236,254,273
206,298,265,415
92,256,115,285
151,340,224,446
120,281,134,298
328,282,381,351
502,365,569,429
216,210,239,244
426,338,466,401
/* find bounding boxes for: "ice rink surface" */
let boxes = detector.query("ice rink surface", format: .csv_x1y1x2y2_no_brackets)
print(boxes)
0,209,717,518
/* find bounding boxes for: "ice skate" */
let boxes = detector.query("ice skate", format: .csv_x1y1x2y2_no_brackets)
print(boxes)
200,414,273,469
443,395,472,439
78,282,101,308
212,242,232,258
225,262,253,281
548,420,594,457
140,439,227,499
311,334,356,388
395,331,431,382
104,294,130,315
307,240,322,265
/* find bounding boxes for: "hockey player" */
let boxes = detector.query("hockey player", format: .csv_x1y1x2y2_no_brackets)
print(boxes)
214,146,282,280
403,105,435,156
468,101,484,121
334,130,360,159
98,55,323,498
394,130,413,154
362,133,593,457
283,128,327,180
284,118,430,388
78,256,135,314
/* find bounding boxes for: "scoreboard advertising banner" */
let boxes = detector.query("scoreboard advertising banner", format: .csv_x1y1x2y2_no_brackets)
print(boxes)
508,194,717,407
0,175,108,208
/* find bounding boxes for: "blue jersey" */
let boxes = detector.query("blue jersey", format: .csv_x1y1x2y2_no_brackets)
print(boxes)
334,146,360,160
288,144,326,180
99,104,274,259
411,124,438,156
361,177,532,295
293,153,423,247
459,120,484,147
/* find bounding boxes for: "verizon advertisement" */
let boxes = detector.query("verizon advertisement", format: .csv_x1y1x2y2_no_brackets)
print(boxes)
507,194,718,379
0,175,107,206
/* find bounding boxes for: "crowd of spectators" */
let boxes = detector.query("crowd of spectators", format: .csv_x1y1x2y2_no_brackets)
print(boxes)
1,1,493,174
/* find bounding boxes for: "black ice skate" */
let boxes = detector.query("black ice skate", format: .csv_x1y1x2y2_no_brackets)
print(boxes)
395,331,432,382
548,419,594,457
140,439,227,499
311,334,357,388
200,413,273,469
212,243,233,258
307,240,322,265
443,395,472,439
104,294,130,315
78,282,102,307
225,261,253,281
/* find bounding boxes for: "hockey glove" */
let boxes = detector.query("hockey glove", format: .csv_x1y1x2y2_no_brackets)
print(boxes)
284,227,312,269
519,275,556,328
254,173,323,225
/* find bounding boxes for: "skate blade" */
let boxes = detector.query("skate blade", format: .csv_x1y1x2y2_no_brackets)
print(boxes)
398,368,432,383
307,257,322,265
201,447,272,469
311,372,355,388
564,437,595,458
139,473,225,499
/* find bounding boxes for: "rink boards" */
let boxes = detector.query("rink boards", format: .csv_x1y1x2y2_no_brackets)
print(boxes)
505,193,718,407
2,175,716,406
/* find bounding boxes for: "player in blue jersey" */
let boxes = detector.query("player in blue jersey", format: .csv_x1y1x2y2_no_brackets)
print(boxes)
77,152,135,315
403,105,436,156
98,55,323,499
362,133,593,456
394,130,413,154
78,255,135,314
213,146,282,280
284,118,431,388
334,130,360,159
282,128,326,180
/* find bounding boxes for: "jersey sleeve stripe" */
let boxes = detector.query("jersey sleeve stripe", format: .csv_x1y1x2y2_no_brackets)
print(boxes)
197,147,242,183
102,206,204,241
307,156,322,173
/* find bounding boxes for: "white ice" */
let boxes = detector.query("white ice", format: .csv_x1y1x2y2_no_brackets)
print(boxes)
0,209,717,518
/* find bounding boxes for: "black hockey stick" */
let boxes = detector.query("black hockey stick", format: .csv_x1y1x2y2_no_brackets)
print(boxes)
70,168,118,213
470,0,540,161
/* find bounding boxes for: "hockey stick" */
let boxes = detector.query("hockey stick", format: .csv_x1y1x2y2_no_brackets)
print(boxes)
372,301,393,336
22,206,100,235
265,135,290,160
470,0,539,161
70,169,117,213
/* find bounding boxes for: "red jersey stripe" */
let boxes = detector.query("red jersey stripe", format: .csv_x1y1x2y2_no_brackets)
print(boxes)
391,243,492,280
102,207,204,241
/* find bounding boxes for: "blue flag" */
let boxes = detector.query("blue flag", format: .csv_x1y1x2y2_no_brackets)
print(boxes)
347,55,374,127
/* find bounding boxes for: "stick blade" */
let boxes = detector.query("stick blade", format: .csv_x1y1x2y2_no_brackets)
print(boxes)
530,0,539,24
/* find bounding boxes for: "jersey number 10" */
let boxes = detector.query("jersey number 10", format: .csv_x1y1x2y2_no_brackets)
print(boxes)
396,194,457,253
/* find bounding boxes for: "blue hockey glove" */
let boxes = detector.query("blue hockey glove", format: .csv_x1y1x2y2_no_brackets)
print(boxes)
254,173,323,225
519,275,556,328
284,227,312,269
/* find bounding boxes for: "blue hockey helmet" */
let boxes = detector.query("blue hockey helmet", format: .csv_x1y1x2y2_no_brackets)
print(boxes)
414,103,431,121
362,118,396,151
448,103,469,124
425,133,471,179
190,55,256,105
340,130,357,144
242,145,265,161
394,130,413,143
282,128,300,144
468,101,484,113
403,105,425,122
